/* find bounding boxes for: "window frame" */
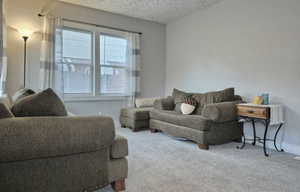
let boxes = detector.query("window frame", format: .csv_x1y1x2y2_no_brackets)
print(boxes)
62,21,131,101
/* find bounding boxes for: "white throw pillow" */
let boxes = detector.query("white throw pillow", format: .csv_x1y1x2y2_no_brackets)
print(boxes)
181,103,196,115
135,97,160,108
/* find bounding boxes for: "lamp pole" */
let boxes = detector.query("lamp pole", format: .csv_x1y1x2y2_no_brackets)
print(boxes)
22,36,29,88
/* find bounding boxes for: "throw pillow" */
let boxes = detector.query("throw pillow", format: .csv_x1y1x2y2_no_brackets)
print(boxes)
181,96,197,115
0,103,14,119
11,88,35,104
172,88,192,113
11,88,67,117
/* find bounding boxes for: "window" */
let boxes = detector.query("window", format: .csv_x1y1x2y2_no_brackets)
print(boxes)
62,22,130,99
100,34,128,94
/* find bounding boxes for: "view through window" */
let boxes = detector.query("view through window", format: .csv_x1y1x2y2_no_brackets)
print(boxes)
62,24,130,98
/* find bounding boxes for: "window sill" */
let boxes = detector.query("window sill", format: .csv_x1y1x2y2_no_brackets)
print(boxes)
64,96,128,103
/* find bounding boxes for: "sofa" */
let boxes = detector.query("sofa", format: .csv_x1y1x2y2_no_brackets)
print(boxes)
150,88,243,150
0,94,128,192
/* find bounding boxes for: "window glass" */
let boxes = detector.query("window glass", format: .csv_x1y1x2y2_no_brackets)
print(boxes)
100,35,127,66
62,29,93,94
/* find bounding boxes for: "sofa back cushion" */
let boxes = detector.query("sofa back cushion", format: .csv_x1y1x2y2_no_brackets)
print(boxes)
172,89,192,113
11,88,67,117
192,88,235,115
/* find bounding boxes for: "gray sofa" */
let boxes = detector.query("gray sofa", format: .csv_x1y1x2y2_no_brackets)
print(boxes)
150,88,243,150
0,94,128,192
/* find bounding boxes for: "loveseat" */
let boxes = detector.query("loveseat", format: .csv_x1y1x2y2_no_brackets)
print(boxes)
150,88,243,150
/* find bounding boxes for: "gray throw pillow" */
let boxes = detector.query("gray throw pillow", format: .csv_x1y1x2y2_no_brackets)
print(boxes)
11,88,67,117
0,103,14,119
11,88,35,104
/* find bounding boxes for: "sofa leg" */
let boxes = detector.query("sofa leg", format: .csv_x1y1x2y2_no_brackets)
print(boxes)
150,128,158,133
111,179,125,192
198,144,209,150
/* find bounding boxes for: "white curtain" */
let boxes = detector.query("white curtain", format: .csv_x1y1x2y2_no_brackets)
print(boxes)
127,33,141,107
0,0,7,95
40,15,64,98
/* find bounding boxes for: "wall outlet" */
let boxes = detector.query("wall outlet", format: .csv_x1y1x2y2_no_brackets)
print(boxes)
295,157,300,161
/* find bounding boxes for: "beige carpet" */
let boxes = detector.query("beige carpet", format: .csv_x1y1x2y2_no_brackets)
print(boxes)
99,126,300,192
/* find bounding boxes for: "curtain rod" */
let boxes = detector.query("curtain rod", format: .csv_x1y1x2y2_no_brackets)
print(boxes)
38,14,142,35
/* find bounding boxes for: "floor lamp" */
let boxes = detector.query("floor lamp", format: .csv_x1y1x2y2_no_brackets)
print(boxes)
22,36,29,88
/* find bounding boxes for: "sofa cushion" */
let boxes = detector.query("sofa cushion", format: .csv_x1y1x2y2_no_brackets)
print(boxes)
110,135,128,159
150,109,211,131
192,88,235,115
120,107,152,120
0,103,14,119
11,88,67,117
153,96,175,111
11,88,35,104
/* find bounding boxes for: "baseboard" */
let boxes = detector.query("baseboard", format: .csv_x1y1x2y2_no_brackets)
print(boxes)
281,142,300,156
244,140,300,156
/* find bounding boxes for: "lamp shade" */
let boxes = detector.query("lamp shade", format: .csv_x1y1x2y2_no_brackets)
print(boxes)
18,29,33,38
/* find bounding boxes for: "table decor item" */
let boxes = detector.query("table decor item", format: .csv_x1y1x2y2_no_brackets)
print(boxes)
262,93,269,105
252,96,263,105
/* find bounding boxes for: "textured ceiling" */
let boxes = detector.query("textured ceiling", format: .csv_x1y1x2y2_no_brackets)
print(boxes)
59,0,223,24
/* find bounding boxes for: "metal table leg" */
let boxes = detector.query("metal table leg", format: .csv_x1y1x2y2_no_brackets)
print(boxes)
263,120,270,157
252,119,256,145
237,122,246,149
236,122,246,149
274,123,284,152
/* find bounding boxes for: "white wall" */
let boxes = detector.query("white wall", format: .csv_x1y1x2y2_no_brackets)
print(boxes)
166,0,300,155
6,1,166,120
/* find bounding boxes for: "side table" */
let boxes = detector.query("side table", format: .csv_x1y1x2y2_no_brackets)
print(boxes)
236,103,284,157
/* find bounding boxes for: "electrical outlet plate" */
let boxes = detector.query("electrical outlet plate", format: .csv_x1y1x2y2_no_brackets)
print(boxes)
295,157,300,161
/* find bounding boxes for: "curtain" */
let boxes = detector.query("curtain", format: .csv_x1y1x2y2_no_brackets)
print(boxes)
40,15,64,98
0,0,7,95
127,33,141,107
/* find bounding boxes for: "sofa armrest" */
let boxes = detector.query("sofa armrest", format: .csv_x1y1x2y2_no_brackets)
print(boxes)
202,101,242,123
110,135,128,159
0,116,115,163
153,96,175,111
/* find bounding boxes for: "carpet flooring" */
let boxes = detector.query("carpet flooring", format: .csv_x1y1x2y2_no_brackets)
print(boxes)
99,126,300,192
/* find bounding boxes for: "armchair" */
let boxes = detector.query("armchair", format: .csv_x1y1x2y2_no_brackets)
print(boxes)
0,116,128,192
